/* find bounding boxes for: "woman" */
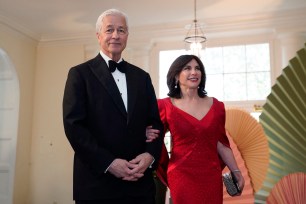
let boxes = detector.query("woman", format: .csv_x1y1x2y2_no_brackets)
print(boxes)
146,55,245,204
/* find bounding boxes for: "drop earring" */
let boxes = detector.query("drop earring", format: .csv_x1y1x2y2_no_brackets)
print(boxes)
175,81,178,89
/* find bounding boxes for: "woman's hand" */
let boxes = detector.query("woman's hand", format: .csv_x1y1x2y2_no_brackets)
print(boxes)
217,142,245,195
146,125,160,142
232,170,245,195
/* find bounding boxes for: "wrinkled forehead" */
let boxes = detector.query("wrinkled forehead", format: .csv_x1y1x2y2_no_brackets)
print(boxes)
102,14,127,28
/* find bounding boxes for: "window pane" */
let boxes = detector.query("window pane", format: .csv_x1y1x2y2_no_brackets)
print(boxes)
224,73,247,101
247,72,271,100
202,47,223,74
246,44,270,72
223,45,246,73
206,74,223,100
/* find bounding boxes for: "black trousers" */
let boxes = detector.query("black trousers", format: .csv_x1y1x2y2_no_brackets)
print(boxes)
75,195,155,204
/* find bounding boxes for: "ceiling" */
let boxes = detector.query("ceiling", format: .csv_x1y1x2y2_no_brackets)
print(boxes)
1,0,306,42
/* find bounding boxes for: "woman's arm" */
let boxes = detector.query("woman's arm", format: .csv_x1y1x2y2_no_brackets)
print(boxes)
146,126,160,142
218,142,245,194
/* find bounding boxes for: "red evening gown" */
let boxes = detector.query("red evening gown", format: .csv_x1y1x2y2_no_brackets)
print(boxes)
156,97,230,204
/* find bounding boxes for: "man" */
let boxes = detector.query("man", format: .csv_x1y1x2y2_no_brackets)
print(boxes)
63,9,163,204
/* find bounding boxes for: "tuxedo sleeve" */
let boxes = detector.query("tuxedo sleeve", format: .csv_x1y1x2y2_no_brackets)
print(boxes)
63,67,115,176
144,74,164,169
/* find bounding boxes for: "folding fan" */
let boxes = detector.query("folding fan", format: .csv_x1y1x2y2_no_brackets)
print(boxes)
225,108,269,193
266,172,306,204
258,44,306,202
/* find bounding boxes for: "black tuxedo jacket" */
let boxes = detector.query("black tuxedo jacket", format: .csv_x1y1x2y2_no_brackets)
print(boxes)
63,54,163,200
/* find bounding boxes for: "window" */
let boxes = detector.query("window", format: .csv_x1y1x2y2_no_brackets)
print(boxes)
159,43,271,102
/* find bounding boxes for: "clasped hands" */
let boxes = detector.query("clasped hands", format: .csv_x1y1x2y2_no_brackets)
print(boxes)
108,126,160,181
108,152,154,181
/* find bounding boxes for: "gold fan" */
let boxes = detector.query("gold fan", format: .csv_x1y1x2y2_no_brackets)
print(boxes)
266,172,306,204
223,131,254,203
258,44,306,202
225,108,269,193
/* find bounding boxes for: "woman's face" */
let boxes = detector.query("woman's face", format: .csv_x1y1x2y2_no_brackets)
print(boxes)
177,59,202,90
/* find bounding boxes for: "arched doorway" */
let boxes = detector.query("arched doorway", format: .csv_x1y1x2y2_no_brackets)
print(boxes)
0,49,19,204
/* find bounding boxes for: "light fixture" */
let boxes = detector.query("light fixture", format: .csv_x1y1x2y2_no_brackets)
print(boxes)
184,0,207,57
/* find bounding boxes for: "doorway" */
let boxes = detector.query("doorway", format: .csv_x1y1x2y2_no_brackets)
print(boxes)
0,49,19,204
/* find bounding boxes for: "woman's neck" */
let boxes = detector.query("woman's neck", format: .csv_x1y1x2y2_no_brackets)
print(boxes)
180,87,199,100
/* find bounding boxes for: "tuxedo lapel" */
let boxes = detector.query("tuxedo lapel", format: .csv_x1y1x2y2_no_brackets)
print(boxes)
125,65,139,124
89,55,127,118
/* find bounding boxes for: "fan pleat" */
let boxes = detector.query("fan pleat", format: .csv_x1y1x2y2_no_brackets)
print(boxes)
296,48,306,69
289,56,306,98
260,113,306,160
225,108,269,193
267,94,306,135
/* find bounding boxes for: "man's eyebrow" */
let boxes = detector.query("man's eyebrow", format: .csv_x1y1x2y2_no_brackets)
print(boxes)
105,25,126,29
105,25,114,28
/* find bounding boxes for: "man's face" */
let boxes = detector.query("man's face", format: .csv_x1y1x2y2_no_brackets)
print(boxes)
97,14,129,59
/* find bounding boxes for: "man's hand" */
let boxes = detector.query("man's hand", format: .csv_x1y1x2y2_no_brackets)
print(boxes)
108,158,139,180
146,125,160,142
124,153,154,181
108,153,154,181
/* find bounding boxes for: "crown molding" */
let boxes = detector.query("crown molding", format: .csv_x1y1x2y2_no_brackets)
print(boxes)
2,7,305,46
130,7,306,41
0,13,40,41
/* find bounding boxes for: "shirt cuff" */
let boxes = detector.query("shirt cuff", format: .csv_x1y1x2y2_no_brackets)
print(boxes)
149,157,155,168
104,160,115,173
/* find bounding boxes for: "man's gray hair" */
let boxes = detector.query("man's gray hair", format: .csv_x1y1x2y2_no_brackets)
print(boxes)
96,9,129,33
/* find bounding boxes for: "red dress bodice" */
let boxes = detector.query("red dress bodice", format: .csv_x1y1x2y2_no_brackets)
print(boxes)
156,97,230,204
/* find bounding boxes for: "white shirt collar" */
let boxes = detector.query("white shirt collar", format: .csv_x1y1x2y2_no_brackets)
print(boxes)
99,51,123,67
99,51,127,111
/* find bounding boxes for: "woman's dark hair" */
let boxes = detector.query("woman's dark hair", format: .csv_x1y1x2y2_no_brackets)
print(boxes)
167,54,207,98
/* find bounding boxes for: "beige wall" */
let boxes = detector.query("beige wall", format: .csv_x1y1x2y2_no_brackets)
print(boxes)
28,43,85,204
1,23,90,204
0,24,37,204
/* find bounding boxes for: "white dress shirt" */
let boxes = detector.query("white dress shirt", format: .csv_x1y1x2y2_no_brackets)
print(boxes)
100,51,128,111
